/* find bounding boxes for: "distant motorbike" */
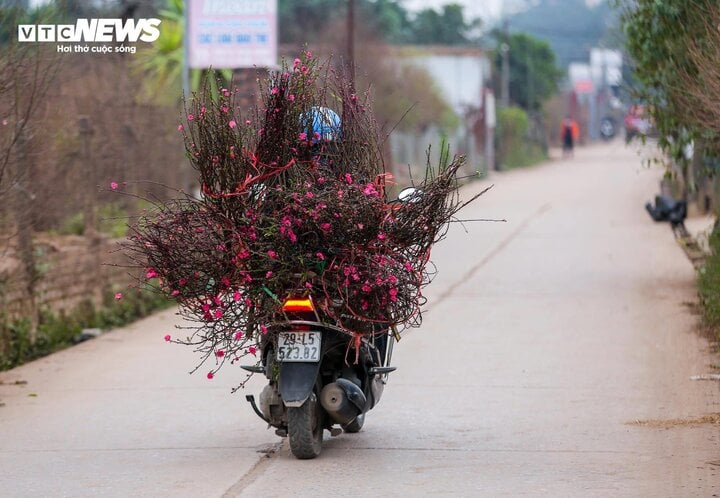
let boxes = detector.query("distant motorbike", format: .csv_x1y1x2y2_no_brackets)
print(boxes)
600,116,617,141
242,187,420,459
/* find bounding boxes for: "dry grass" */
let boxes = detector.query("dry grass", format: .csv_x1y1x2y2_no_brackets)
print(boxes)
627,413,720,428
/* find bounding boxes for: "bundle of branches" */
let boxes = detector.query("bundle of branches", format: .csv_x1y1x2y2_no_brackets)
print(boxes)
122,52,485,377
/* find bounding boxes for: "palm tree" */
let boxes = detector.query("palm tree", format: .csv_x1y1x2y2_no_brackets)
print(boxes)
133,0,232,104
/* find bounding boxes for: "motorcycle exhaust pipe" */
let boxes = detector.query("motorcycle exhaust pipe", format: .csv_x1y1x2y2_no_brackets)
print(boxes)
320,379,367,425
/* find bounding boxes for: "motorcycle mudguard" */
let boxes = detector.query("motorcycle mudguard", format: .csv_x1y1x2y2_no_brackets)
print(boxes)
278,361,321,407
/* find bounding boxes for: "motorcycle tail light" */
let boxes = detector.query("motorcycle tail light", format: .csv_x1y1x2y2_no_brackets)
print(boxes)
282,297,315,313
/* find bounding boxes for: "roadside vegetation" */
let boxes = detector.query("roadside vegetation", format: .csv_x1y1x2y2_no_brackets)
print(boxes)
698,228,720,343
621,0,720,344
0,288,171,371
497,107,547,169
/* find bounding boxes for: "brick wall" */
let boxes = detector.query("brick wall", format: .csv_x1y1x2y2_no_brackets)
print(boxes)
0,235,136,318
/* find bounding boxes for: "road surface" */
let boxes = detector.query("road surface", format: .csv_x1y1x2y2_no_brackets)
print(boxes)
1,141,719,496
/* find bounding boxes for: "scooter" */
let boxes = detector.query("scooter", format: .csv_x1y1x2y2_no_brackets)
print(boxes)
243,294,397,459
242,187,420,459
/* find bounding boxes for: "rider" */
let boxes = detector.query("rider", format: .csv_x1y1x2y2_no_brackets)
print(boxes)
302,106,343,172
303,106,391,365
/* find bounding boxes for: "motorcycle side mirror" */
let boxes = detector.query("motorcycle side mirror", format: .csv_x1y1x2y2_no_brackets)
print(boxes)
397,187,423,203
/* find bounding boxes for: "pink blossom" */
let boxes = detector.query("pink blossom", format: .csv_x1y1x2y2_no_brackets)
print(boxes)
260,325,268,335
234,331,243,340
164,334,171,342
221,88,230,96
404,262,413,271
320,223,331,231
288,231,297,243
114,292,123,300
177,124,183,132
233,291,242,302
316,252,325,260
317,176,325,184
267,250,278,259
377,233,386,240
344,173,353,184
229,120,237,129
248,346,257,356
187,114,194,121
305,282,313,289
363,183,379,197
288,94,295,102
265,271,273,279
207,371,214,380
221,105,228,113
213,308,224,319
109,182,118,190
271,86,279,95
171,290,180,297
298,132,307,141
305,191,314,199
362,284,372,293
301,65,308,73
293,58,301,68
245,119,251,125
216,350,225,357
305,50,312,59
146,268,158,279
389,288,398,302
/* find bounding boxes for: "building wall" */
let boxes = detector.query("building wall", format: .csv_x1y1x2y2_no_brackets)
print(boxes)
388,46,491,175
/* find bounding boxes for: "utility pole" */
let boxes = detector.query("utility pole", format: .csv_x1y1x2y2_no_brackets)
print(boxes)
500,20,510,108
347,0,356,91
183,0,190,98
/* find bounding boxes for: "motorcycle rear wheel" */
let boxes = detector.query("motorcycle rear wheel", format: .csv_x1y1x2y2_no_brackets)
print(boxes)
288,393,323,459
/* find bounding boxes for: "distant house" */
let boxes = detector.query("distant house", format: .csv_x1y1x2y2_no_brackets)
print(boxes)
386,45,492,175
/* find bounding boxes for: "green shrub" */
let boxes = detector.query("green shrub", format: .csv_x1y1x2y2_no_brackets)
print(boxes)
0,287,173,371
54,203,130,238
699,227,720,339
497,106,547,169
56,212,85,236
98,203,130,238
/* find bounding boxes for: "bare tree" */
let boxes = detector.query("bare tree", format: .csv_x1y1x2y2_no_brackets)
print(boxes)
0,8,59,339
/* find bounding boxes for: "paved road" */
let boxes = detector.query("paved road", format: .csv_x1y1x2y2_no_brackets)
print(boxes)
1,142,719,497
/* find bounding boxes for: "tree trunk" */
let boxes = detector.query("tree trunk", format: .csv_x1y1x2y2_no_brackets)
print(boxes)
12,123,38,341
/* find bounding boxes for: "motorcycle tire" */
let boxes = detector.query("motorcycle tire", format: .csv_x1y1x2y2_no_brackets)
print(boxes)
288,393,323,459
343,413,365,433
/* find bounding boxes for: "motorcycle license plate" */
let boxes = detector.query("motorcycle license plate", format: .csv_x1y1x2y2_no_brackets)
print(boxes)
277,331,322,362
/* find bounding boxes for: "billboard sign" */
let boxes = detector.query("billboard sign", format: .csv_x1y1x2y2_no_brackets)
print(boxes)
188,0,277,69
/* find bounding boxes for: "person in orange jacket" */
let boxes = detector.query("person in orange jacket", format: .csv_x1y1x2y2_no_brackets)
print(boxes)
561,116,580,158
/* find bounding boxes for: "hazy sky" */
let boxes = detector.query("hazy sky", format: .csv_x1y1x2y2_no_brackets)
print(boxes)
402,0,511,22
403,0,605,23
